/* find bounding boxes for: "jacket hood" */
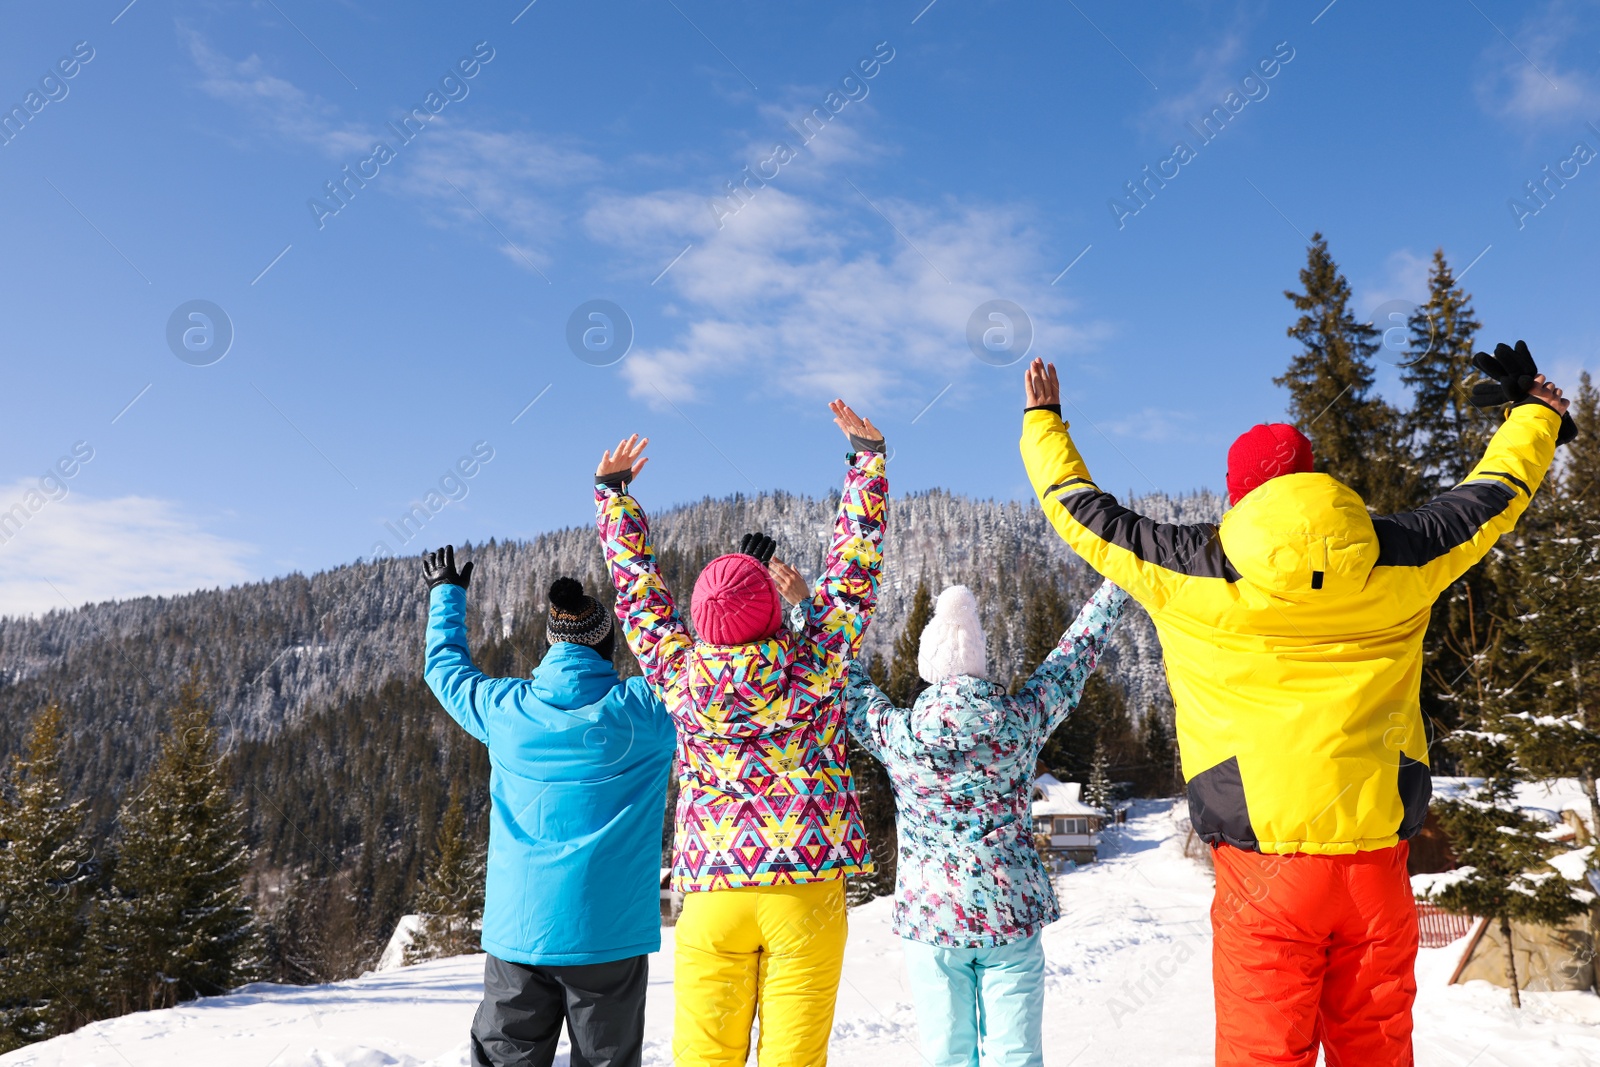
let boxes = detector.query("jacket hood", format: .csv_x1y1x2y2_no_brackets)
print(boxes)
1218,472,1378,599
529,641,622,710
907,675,1008,753
683,636,801,739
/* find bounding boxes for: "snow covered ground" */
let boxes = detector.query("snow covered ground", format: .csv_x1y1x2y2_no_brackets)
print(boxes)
7,800,1600,1066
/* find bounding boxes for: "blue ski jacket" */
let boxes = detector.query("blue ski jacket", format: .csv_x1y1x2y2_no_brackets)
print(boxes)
423,584,676,966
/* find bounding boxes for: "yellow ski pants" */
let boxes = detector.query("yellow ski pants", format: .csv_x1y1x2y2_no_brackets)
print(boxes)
672,878,849,1066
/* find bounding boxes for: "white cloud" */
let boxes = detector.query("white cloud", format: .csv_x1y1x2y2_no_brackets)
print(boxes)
183,30,598,271
0,483,256,618
1475,1,1600,125
1104,406,1201,444
1142,31,1249,132
181,26,369,157
1354,248,1433,323
391,125,600,273
585,165,1099,409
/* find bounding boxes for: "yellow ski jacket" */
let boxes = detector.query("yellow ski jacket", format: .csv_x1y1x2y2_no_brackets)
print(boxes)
1020,403,1562,854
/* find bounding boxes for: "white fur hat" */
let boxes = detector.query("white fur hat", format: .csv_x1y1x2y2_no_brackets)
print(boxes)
917,585,988,683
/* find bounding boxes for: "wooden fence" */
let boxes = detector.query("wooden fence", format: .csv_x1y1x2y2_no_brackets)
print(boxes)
1416,903,1476,948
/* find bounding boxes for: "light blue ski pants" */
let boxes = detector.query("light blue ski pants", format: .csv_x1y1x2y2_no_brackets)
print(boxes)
901,931,1045,1067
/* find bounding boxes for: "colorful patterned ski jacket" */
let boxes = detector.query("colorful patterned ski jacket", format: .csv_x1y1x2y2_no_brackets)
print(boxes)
844,580,1128,947
597,448,888,893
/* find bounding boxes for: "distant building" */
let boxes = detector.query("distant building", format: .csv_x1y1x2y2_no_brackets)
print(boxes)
1031,774,1108,870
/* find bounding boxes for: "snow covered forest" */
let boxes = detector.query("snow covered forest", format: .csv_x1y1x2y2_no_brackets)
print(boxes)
0,486,1212,813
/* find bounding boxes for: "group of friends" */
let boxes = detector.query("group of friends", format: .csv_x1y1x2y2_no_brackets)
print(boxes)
420,345,1577,1067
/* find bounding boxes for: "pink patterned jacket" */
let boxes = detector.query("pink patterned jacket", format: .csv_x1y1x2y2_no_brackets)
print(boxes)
596,449,888,892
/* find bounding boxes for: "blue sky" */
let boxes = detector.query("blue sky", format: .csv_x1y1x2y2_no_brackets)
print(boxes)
1,0,1597,614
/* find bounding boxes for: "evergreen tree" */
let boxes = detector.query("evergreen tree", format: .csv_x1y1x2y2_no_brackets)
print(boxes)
1015,582,1067,686
886,580,934,707
1509,374,1600,842
0,705,95,1051
1427,726,1587,1009
1276,233,1410,513
1137,707,1179,797
1400,250,1491,494
1039,671,1126,787
405,787,485,964
1082,743,1112,812
848,658,899,904
94,681,262,1014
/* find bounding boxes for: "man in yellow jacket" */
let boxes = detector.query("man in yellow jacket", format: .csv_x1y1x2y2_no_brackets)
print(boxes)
1018,348,1573,1067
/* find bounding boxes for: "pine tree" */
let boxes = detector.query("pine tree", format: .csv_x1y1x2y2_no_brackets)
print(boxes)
405,788,485,964
1400,250,1491,494
1039,670,1126,787
1015,582,1066,686
848,661,899,903
1276,233,1410,513
94,680,262,1014
0,705,96,1051
1082,743,1112,812
1137,706,1178,798
1427,725,1588,1008
1509,374,1600,843
886,580,934,707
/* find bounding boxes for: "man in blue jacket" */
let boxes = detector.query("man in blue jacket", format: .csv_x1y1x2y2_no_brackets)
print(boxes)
421,545,676,1067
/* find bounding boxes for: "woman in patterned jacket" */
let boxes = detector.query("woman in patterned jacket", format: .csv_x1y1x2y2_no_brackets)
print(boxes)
594,400,887,1067
844,579,1127,1067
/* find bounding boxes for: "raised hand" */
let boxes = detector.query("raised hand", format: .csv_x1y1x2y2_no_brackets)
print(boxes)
423,544,474,590
738,532,777,565
769,557,809,607
1025,358,1060,409
596,434,650,487
830,399,885,453
1467,340,1573,443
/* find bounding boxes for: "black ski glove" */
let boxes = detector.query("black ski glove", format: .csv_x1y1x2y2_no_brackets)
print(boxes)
423,545,474,590
1467,340,1577,445
738,532,777,565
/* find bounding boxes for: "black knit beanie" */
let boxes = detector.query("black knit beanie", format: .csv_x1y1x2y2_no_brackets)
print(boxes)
547,578,614,654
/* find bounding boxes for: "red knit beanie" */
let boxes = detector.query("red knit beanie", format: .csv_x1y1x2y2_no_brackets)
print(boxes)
691,554,782,646
1226,424,1315,505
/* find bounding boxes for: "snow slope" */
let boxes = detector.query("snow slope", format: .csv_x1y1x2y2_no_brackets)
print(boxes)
7,801,1600,1066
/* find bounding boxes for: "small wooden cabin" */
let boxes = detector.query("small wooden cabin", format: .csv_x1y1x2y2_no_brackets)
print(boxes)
1031,774,1107,870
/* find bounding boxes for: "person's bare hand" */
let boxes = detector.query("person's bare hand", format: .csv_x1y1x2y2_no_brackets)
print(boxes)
597,435,649,483
830,400,884,449
1024,358,1060,409
769,558,808,606
1527,374,1570,416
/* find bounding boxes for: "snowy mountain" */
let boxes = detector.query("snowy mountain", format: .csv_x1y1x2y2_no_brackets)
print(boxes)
5,801,1596,1067
0,487,1219,804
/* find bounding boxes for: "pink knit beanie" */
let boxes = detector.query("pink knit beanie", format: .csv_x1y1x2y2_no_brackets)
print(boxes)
691,554,782,646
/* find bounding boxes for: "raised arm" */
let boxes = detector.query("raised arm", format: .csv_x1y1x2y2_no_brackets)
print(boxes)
794,401,888,694
1020,359,1228,611
843,659,907,765
1373,398,1563,600
1006,579,1129,742
422,546,518,744
594,436,692,691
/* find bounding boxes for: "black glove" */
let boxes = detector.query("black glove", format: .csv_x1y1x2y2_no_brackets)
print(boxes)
738,532,777,565
848,432,886,454
423,545,474,590
1468,340,1577,445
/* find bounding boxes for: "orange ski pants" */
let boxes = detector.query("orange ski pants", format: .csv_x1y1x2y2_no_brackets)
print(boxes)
1211,842,1417,1067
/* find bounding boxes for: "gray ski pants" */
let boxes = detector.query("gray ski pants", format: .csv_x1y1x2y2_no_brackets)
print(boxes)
470,952,649,1067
